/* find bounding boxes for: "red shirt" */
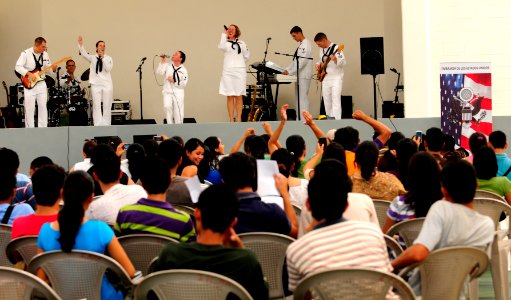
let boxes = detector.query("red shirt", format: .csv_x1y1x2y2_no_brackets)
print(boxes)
11,214,58,239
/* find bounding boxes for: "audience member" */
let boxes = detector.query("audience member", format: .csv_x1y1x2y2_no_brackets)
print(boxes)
377,131,405,173
467,131,487,162
394,138,418,190
422,127,445,166
37,171,136,300
204,136,225,170
70,139,97,172
0,147,35,208
125,143,146,183
473,146,511,204
391,159,494,295
153,184,268,300
219,152,298,237
29,156,53,177
0,173,34,225
286,159,392,292
271,148,308,207
85,144,147,225
115,158,196,241
176,138,205,178
12,165,65,238
489,130,511,180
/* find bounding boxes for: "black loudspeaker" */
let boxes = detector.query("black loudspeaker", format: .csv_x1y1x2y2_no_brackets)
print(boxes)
341,96,353,119
360,37,384,75
183,118,197,123
286,109,297,121
382,101,404,118
123,119,157,125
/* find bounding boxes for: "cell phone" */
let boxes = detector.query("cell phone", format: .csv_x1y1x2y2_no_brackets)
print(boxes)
415,130,423,139
318,137,327,146
153,136,163,142
123,144,130,150
223,25,228,30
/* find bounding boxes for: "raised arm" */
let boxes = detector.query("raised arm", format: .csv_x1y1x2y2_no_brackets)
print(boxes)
78,35,94,62
302,110,326,139
274,173,298,238
268,104,288,154
352,110,392,146
262,122,282,149
230,128,255,153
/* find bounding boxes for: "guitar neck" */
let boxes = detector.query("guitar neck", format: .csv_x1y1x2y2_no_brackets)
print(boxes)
37,56,72,75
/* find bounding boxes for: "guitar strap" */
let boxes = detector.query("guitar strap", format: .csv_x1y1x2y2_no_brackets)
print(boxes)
322,44,337,62
32,53,43,70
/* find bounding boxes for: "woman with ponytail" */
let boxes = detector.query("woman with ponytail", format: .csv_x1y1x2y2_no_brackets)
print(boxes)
37,171,135,300
351,141,405,201
271,148,308,207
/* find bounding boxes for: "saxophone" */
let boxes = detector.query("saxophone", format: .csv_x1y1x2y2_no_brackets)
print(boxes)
247,84,258,121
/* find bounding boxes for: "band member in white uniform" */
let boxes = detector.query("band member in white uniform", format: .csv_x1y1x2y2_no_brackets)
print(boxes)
314,32,346,120
157,51,188,124
59,59,81,89
282,26,313,114
218,24,250,122
15,37,57,128
78,35,113,126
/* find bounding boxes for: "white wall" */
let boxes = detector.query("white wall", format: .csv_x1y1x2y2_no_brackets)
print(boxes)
402,0,511,118
0,0,403,122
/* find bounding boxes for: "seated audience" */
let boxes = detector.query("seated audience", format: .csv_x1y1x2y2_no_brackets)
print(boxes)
37,171,136,300
473,146,511,204
466,131,487,163
12,165,65,238
219,152,298,237
177,138,205,178
153,184,268,300
286,159,392,292
29,156,53,177
115,158,196,242
159,139,194,206
271,148,308,207
0,173,34,225
382,152,442,233
422,127,445,166
391,159,494,295
351,141,405,201
70,139,97,172
125,143,146,183
394,138,418,190
377,131,405,173
85,144,147,225
0,147,35,208
489,130,511,180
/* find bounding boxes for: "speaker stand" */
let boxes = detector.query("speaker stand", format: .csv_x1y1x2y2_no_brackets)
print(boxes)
372,74,377,120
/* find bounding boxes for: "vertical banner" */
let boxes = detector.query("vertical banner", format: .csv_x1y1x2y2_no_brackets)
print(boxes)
440,62,492,150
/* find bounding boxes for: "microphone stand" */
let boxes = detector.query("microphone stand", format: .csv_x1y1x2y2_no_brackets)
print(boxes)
274,51,313,120
394,71,401,103
136,58,146,120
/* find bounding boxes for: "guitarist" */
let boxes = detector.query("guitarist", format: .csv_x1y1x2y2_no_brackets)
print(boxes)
314,33,346,120
15,37,57,128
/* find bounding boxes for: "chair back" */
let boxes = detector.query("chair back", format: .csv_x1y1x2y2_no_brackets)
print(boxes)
239,232,295,299
0,224,12,266
475,189,506,202
293,267,415,300
386,218,425,247
373,199,391,229
28,250,133,300
473,197,511,232
0,266,62,300
384,234,403,259
6,235,38,265
134,269,253,300
172,204,195,215
418,246,489,299
117,234,178,275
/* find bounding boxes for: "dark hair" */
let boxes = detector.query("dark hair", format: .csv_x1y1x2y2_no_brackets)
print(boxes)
157,138,183,169
197,146,212,183
58,171,94,252
107,136,122,152
442,134,455,153
469,132,487,154
34,37,46,45
143,139,159,158
388,132,405,150
314,32,327,42
322,142,346,165
179,51,186,64
244,135,266,160
308,159,352,221
95,40,105,48
140,158,170,194
204,136,221,170
355,141,379,181
0,174,16,200
473,146,498,180
290,26,303,34
404,152,442,217
30,156,53,171
0,147,20,176
219,152,257,192
260,134,271,155
91,144,121,184
83,140,97,158
177,138,205,175
424,127,444,152
271,148,295,178
32,165,66,207
171,136,184,147
489,130,507,149
441,159,477,204
286,135,306,177
197,184,239,233
395,138,418,189
126,143,146,183
334,126,359,151
66,59,75,66
378,132,405,173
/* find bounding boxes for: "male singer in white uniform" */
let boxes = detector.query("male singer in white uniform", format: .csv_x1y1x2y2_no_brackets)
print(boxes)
78,35,113,126
157,51,189,124
314,32,346,120
282,26,313,114
15,37,57,128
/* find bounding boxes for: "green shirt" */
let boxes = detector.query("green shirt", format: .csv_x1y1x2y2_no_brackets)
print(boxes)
477,176,511,197
154,243,269,300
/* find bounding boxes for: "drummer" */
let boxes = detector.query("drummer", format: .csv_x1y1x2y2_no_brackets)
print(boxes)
59,59,81,90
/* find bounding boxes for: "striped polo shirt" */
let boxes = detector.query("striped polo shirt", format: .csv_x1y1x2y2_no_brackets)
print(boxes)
115,198,196,242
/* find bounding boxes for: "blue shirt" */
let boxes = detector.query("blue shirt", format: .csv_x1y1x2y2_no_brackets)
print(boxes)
496,153,511,180
38,220,122,300
0,203,34,224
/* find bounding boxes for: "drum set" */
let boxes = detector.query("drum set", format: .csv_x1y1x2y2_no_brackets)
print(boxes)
47,69,91,127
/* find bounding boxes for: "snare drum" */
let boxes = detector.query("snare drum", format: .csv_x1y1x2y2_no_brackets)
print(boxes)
70,95,86,107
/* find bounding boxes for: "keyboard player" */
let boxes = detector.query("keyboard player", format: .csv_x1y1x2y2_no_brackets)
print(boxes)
281,26,313,114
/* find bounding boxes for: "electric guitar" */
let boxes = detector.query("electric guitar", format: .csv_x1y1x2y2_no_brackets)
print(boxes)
21,56,72,89
317,44,344,82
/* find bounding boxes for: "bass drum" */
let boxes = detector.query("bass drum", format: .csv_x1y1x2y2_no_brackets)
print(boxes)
67,103,88,126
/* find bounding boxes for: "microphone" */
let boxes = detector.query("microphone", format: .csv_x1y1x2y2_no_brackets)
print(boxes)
57,67,61,71
390,68,398,73
141,57,147,61
223,25,228,30
267,37,272,41
158,54,171,58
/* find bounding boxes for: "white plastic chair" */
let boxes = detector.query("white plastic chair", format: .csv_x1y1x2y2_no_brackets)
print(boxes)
386,218,425,248
0,224,12,267
5,235,38,265
373,199,391,229
0,266,62,300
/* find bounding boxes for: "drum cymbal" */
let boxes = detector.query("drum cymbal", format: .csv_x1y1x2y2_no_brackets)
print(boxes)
81,68,90,81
